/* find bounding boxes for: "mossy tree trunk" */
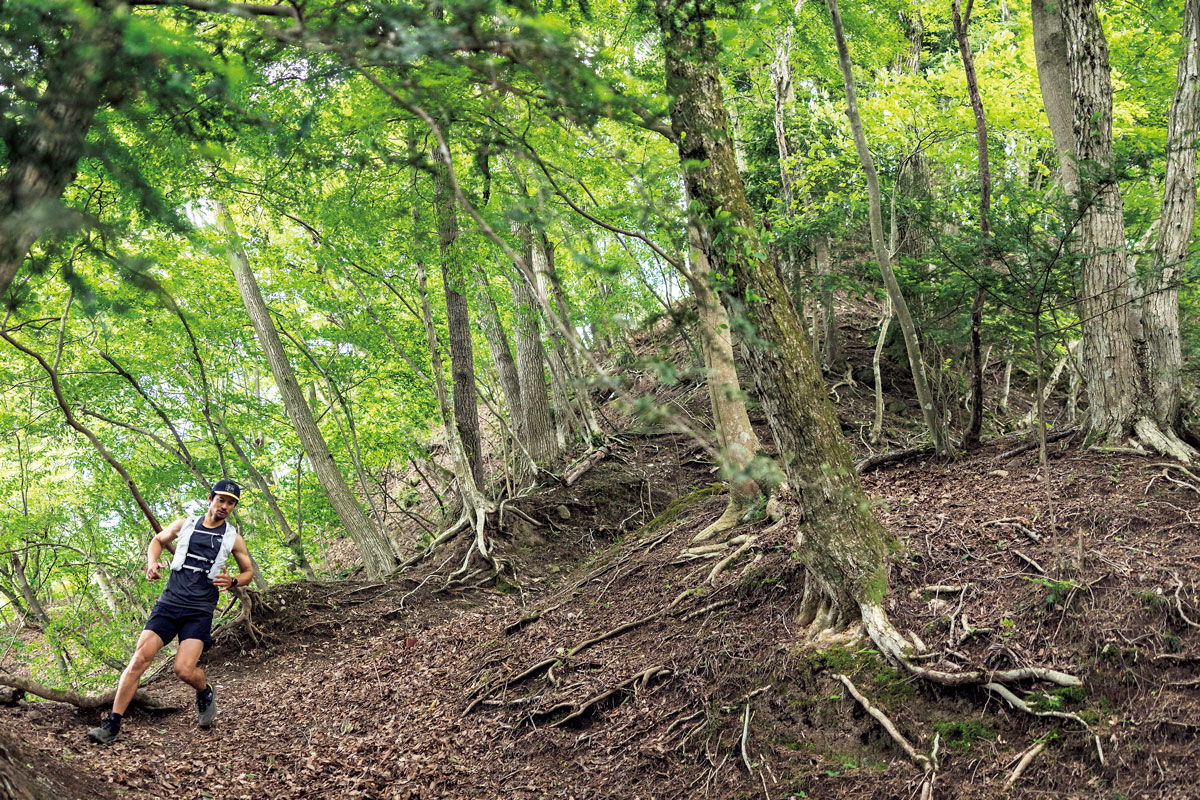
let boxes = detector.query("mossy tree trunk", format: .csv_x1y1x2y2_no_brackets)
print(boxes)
654,0,896,635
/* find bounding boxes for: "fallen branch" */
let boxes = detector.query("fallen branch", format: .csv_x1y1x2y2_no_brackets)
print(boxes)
1013,550,1045,574
856,446,933,474
992,427,1077,462
0,675,173,711
563,446,610,487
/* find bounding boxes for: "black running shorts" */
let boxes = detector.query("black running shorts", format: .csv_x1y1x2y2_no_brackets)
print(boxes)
144,601,214,649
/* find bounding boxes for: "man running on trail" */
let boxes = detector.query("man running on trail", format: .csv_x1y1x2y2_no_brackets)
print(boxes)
88,480,254,744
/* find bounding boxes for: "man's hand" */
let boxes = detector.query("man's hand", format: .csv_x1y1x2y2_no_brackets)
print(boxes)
214,567,238,591
146,562,162,581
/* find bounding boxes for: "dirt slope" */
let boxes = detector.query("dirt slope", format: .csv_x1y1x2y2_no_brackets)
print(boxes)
3,330,1199,799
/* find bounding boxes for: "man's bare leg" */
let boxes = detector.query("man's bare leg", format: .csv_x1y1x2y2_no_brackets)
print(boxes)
112,630,165,716
173,639,207,691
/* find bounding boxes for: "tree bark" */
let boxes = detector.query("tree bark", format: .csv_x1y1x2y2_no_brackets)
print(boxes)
1146,0,1200,428
828,0,948,455
510,224,558,463
539,234,600,438
816,236,840,370
7,554,49,628
655,0,895,635
953,0,991,448
218,204,395,579
472,260,525,443
1031,0,1079,192
687,216,764,539
870,294,893,444
1064,0,1151,443
532,235,588,445
433,146,485,489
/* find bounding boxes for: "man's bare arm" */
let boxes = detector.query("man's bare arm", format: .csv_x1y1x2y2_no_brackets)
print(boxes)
215,535,254,590
146,518,185,580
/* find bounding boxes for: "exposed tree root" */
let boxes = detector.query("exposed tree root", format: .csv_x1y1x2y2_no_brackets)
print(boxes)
466,579,735,714
1133,417,1199,464
533,664,670,727
0,675,175,711
690,494,746,545
836,673,935,774
1006,740,1046,787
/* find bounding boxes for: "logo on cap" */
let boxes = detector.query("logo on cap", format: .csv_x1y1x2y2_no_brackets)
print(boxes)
211,480,242,502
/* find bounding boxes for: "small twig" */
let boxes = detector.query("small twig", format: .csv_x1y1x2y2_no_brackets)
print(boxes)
740,704,754,772
1013,550,1045,574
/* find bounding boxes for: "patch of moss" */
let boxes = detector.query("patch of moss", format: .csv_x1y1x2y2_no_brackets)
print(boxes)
870,665,916,706
633,483,722,539
1029,685,1086,712
930,718,996,753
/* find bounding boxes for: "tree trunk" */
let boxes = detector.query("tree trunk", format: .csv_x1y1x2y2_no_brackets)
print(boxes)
472,260,525,443
539,234,600,438
8,554,49,628
687,215,764,540
870,294,893,444
828,0,949,455
218,204,395,580
1032,0,1079,192
433,146,485,489
509,224,559,463
816,236,840,370
530,235,580,448
655,0,896,640
92,566,120,617
1063,0,1188,457
953,0,991,448
0,31,107,299
1146,0,1200,429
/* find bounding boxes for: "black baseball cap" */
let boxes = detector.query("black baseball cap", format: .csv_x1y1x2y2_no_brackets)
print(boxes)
211,480,242,502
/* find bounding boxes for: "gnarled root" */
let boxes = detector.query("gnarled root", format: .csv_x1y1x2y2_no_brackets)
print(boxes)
0,675,174,711
690,494,746,545
1133,417,1198,464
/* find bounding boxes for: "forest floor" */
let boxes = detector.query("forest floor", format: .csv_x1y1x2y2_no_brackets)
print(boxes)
3,315,1200,800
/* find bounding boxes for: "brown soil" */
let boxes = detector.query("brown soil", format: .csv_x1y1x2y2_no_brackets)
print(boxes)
3,318,1199,800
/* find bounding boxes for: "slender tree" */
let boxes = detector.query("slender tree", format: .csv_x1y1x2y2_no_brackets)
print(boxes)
218,204,396,580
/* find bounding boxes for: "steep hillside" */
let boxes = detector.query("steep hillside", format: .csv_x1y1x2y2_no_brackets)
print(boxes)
3,320,1199,800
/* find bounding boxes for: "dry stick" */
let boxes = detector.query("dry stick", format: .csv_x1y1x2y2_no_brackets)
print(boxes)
1006,740,1046,787
1013,550,1046,574
740,704,754,772
835,674,931,771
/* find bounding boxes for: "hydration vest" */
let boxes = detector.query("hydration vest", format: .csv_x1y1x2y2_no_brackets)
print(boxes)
169,517,237,580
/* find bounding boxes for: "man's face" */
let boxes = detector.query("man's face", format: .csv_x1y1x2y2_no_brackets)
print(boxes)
208,493,238,521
